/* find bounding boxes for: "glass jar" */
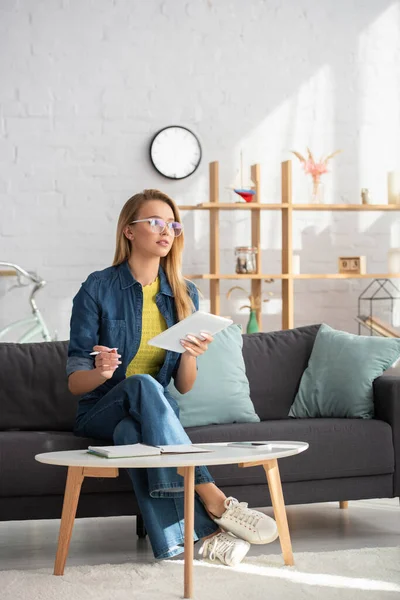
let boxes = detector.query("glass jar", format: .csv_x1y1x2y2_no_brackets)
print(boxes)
235,247,258,274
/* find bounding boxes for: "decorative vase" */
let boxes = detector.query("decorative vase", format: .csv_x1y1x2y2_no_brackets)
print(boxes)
246,309,259,333
310,176,324,204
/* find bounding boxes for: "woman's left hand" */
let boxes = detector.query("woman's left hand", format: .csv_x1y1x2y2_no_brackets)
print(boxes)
180,332,213,357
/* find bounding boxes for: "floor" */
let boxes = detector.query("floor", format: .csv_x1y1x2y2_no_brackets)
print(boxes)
0,497,398,571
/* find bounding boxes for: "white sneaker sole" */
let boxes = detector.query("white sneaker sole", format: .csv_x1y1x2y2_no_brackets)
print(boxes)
227,543,250,567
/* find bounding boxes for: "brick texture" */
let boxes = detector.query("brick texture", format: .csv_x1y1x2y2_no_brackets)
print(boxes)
1,0,399,341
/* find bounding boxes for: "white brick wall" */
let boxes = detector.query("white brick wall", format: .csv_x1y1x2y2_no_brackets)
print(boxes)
1,0,400,341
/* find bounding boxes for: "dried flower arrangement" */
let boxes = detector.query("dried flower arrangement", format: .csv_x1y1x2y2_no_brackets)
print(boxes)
291,147,342,203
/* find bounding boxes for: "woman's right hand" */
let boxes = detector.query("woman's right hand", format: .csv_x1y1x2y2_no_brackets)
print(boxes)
92,345,122,380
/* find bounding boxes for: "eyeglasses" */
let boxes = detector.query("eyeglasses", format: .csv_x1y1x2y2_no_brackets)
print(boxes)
130,218,183,237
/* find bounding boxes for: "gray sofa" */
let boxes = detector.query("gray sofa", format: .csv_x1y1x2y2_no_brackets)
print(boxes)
1,324,399,538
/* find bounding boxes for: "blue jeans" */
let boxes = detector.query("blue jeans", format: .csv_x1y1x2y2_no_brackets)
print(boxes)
74,374,220,559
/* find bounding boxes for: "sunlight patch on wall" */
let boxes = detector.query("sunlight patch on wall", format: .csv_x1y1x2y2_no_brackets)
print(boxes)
358,3,400,207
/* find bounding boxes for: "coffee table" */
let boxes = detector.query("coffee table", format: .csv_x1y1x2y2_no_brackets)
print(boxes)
35,440,308,599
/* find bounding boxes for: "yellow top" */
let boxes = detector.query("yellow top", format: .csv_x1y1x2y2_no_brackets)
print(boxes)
126,277,167,378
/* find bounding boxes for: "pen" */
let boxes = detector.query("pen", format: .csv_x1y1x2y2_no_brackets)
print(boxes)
90,348,118,356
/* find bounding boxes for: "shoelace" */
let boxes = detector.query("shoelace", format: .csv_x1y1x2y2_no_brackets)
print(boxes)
203,534,234,562
224,497,263,527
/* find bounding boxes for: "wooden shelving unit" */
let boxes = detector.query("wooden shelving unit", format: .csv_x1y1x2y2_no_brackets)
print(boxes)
179,160,400,330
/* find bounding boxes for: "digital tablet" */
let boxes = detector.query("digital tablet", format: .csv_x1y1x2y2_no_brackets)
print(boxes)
148,311,233,353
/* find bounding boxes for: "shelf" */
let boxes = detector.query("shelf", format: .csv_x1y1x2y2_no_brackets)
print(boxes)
185,273,285,280
178,205,210,210
183,160,400,330
185,273,400,280
293,273,400,279
178,203,285,210
178,203,400,211
292,204,400,211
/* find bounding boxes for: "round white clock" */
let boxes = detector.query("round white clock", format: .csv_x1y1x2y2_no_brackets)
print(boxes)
149,126,202,180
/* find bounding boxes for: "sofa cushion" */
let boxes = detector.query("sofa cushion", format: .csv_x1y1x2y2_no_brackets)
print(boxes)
186,417,394,487
242,324,320,420
0,418,393,497
0,431,132,497
0,341,76,432
0,324,320,431
168,324,260,427
289,323,400,419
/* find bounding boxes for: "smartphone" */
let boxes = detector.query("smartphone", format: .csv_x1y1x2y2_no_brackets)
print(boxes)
227,442,271,448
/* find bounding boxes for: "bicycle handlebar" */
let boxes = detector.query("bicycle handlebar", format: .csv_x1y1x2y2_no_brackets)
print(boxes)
0,262,43,285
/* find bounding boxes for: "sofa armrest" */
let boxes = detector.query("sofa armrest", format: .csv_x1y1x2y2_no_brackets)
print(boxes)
373,374,400,497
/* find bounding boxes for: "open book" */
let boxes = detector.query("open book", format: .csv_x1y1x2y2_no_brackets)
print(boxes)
87,443,213,459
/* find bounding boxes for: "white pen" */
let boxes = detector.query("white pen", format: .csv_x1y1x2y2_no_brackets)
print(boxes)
90,348,118,356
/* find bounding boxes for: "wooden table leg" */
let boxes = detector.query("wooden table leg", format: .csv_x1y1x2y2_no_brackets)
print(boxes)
238,457,294,566
54,466,85,575
53,465,119,576
263,459,294,566
178,466,195,599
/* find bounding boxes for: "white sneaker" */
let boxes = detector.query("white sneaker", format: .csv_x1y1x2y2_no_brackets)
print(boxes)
213,497,279,545
199,531,250,567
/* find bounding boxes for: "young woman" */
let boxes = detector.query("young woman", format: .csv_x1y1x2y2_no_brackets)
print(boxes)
67,189,278,567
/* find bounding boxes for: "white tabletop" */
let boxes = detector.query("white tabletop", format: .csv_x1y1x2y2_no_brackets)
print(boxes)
35,441,308,469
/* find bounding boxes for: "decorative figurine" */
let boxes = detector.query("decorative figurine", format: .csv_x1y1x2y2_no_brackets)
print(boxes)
338,256,366,275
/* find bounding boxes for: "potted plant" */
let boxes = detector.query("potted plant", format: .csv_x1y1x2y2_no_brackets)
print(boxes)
226,283,274,333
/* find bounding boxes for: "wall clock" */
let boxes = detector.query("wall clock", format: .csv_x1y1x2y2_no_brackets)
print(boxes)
149,126,202,180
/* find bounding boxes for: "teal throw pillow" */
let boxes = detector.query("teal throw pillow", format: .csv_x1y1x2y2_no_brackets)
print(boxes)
167,324,260,427
289,323,400,419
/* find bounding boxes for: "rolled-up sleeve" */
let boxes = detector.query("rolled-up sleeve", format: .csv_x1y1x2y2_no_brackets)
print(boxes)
66,275,100,378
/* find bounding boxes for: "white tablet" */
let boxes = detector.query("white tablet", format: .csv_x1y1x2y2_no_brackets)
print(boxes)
148,311,233,353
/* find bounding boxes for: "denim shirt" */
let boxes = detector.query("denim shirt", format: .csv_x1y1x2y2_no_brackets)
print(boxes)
66,260,199,402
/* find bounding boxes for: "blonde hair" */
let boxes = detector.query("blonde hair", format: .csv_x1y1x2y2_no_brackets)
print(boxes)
113,189,194,321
